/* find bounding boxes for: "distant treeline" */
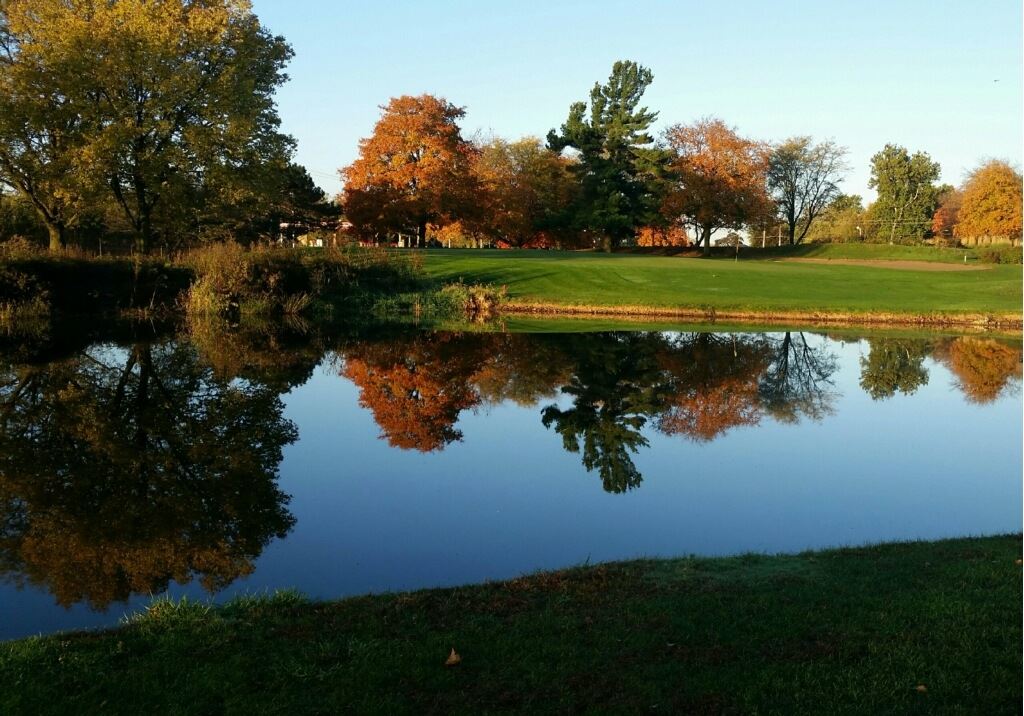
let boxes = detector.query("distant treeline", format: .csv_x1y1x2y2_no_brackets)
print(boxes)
0,4,1020,255
340,63,1023,252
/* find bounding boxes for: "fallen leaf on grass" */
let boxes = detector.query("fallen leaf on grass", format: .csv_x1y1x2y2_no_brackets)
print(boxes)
445,648,461,666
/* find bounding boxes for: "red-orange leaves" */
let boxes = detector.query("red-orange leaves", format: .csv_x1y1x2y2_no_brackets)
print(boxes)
341,95,479,244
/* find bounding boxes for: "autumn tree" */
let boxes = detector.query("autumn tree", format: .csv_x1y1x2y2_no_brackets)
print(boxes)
471,136,578,248
867,144,940,244
340,334,481,452
635,225,690,247
657,333,769,442
0,341,296,608
0,3,93,250
940,337,1022,404
953,160,1023,241
930,185,963,244
663,118,772,255
547,61,670,251
766,137,847,245
342,95,479,247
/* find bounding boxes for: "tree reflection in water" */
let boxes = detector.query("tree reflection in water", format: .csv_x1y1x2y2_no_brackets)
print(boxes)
540,333,670,493
0,339,297,609
1,325,1018,610
338,330,845,492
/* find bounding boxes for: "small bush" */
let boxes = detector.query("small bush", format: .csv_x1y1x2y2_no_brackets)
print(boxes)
183,242,424,318
434,282,507,320
0,235,41,260
976,246,1023,264
0,265,49,321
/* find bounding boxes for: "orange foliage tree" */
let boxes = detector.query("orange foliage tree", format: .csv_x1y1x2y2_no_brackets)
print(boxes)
341,95,479,246
943,337,1022,403
341,336,481,452
471,137,579,248
930,186,963,243
954,160,1023,240
635,225,690,247
663,118,772,255
656,334,769,441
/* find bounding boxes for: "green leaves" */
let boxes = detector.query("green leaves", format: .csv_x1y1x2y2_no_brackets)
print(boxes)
547,60,670,249
868,144,941,244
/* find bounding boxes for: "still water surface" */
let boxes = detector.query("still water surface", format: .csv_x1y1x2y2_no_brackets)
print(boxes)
1,327,1020,639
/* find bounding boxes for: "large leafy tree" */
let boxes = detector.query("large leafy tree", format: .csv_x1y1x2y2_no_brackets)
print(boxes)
0,4,93,250
540,333,670,493
867,144,940,244
0,0,294,253
858,338,930,400
953,160,1023,241
804,194,865,243
663,118,772,255
342,94,479,247
0,340,297,608
547,61,670,251
472,137,579,248
766,137,847,245
938,337,1022,404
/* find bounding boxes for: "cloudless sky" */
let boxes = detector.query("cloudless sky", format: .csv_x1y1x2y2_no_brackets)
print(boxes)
252,0,1023,202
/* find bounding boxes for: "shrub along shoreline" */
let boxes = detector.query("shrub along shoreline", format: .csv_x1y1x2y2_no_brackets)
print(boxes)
1,535,1019,714
0,244,504,325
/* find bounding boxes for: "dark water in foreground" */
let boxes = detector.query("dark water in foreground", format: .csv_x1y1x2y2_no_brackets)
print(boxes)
1,326,1021,639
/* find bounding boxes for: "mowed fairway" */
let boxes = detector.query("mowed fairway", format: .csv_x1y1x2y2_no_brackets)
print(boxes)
422,249,1023,317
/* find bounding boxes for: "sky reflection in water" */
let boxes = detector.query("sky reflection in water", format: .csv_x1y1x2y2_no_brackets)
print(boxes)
1,327,1020,639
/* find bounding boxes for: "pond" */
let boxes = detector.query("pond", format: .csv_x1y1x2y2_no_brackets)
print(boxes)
1,324,1020,639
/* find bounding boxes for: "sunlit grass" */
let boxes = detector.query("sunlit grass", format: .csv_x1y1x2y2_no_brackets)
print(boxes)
421,247,1023,316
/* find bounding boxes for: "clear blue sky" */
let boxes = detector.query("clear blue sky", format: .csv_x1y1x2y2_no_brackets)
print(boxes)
252,0,1023,202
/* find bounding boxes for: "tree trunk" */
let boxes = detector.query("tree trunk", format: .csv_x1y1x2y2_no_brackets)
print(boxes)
46,223,66,252
701,227,712,256
416,219,427,248
601,235,612,253
135,206,153,254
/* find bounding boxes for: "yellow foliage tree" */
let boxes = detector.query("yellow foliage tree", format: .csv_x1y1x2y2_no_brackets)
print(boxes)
954,161,1023,240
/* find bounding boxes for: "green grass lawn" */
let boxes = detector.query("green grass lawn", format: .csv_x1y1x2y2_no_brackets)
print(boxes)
421,247,1023,317
1,536,1020,715
749,242,989,263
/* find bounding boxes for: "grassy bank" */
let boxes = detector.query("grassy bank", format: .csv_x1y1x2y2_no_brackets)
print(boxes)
422,247,1023,326
2,535,1020,714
